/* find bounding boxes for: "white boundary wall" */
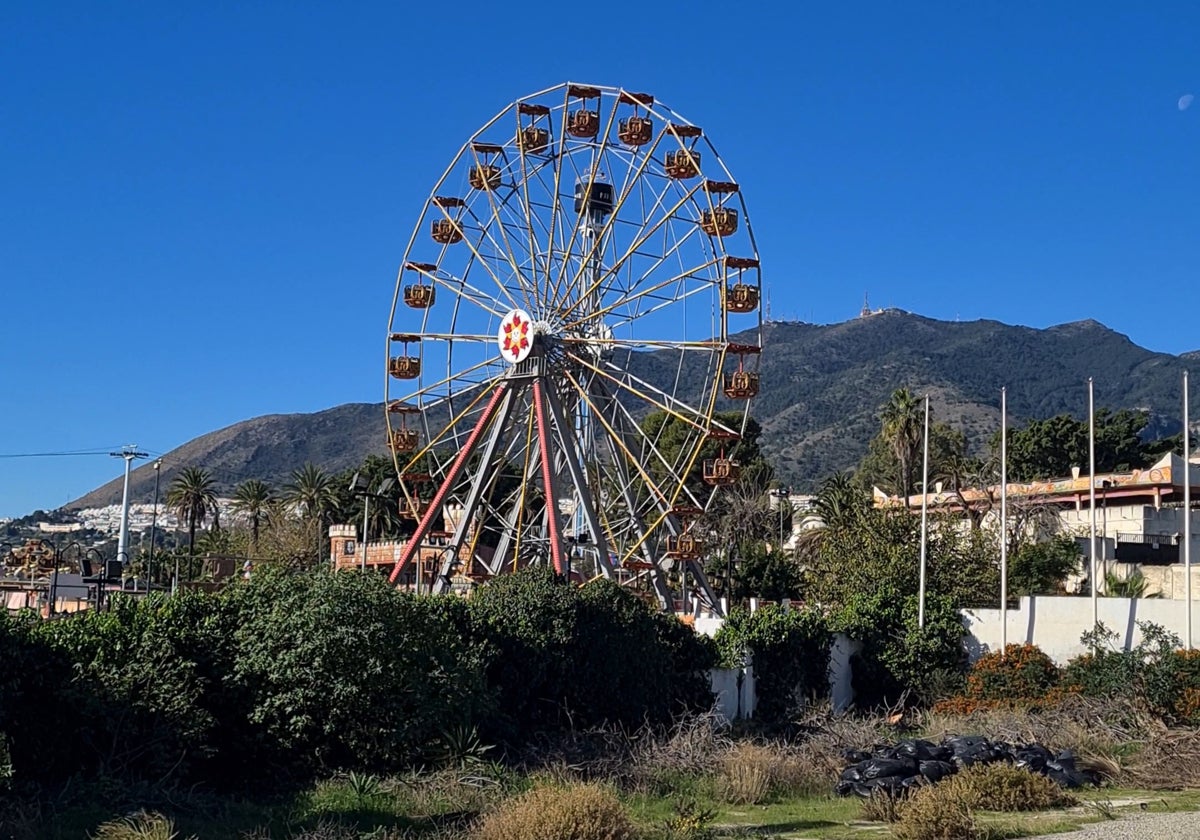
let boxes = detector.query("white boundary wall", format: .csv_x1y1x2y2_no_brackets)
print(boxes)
964,595,1200,664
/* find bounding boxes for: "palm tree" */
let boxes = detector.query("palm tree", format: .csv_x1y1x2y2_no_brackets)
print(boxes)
284,463,339,564
880,387,924,506
166,466,218,559
231,479,273,554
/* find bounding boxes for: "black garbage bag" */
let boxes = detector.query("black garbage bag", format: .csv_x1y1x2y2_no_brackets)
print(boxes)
1045,762,1088,789
861,757,918,780
950,743,994,768
841,765,863,783
918,759,956,783
841,747,872,764
896,739,942,761
835,780,857,797
866,775,908,795
852,782,874,798
1014,744,1053,773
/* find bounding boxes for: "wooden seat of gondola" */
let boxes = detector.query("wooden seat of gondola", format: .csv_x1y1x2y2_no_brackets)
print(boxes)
430,218,463,244
703,180,739,194
725,283,759,313
699,207,738,236
470,142,504,154
618,115,653,145
404,284,436,308
518,102,550,116
665,534,703,561
389,429,419,453
387,401,420,414
723,370,759,399
706,427,740,441
389,356,421,379
568,83,601,99
623,559,655,571
432,196,465,208
669,505,705,519
468,163,502,191
668,123,703,138
618,91,655,107
390,332,420,343
400,472,432,482
702,457,740,486
664,149,700,179
724,256,759,270
518,125,550,153
726,342,761,355
567,109,599,138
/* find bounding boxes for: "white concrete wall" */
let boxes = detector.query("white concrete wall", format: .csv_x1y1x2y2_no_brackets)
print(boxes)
964,595,1200,664
711,665,756,722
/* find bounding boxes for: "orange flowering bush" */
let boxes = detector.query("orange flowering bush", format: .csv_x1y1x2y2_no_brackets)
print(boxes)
965,644,1059,702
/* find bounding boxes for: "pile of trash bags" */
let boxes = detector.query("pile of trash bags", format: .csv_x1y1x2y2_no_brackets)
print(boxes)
834,735,1097,797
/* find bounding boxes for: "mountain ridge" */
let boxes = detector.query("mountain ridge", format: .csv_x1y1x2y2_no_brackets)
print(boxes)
66,312,1199,509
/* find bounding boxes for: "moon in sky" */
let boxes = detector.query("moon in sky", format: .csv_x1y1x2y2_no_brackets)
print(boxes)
1180,94,1194,111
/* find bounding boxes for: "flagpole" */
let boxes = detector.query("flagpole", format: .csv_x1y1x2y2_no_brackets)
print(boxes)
1001,386,1008,657
1089,377,1098,633
1185,370,1192,649
918,394,930,629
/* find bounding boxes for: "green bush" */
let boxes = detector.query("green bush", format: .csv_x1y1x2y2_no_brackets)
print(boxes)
834,587,965,708
468,567,716,741
228,567,490,776
1062,621,1200,720
1009,535,1079,597
945,763,1075,811
714,604,830,724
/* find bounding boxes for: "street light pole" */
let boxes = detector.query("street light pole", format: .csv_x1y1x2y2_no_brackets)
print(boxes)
110,445,149,570
148,460,162,593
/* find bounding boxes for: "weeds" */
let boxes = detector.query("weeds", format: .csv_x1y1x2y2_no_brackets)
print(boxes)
90,810,192,840
470,782,637,840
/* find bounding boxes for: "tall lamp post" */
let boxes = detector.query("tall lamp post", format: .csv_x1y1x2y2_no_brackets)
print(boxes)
147,459,162,594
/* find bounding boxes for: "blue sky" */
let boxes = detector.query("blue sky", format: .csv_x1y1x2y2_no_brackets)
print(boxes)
1,2,1197,517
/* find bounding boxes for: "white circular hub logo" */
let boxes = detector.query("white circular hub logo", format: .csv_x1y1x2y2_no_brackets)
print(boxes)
498,309,533,364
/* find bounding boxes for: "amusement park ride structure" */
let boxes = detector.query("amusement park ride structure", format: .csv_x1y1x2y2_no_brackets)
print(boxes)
384,83,762,616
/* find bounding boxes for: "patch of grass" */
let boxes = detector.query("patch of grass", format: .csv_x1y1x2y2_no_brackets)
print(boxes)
470,782,637,840
946,764,1076,812
90,811,193,840
892,784,977,840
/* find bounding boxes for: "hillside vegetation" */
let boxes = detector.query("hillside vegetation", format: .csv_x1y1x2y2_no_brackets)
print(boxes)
68,312,1198,508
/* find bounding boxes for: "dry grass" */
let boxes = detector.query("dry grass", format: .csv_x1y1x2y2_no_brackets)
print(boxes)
715,740,832,805
892,784,977,840
860,791,904,823
1121,728,1200,790
918,694,1156,763
90,811,193,840
943,764,1076,812
471,783,637,840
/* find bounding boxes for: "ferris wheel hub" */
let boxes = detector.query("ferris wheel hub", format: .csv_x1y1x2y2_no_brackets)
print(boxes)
498,308,535,364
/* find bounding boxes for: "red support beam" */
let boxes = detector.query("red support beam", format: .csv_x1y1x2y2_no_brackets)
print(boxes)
389,384,509,584
532,379,565,575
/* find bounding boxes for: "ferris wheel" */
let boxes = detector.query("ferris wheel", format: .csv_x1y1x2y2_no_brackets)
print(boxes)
384,82,762,614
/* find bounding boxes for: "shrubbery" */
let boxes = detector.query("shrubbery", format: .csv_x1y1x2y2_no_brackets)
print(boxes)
833,587,965,708
0,566,717,793
1063,621,1200,723
713,603,830,724
965,644,1059,702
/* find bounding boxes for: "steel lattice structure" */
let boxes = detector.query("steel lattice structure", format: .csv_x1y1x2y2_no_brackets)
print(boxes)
384,82,762,614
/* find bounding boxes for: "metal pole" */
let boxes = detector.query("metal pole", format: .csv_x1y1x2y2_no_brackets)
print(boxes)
918,395,930,629
361,491,370,573
1001,386,1008,657
148,460,161,593
1089,378,1098,632
1185,370,1192,649
111,446,148,569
